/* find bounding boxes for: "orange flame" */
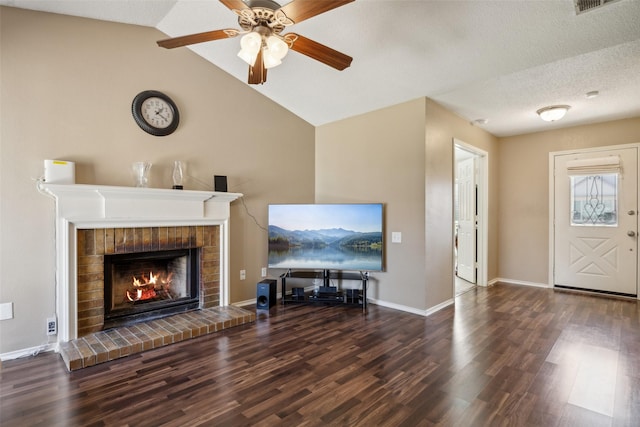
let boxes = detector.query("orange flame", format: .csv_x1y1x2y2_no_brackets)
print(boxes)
126,270,169,302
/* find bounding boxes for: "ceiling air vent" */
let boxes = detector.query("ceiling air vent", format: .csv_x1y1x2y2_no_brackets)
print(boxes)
575,0,622,14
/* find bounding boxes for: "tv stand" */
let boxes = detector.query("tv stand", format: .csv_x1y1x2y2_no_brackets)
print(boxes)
280,270,368,313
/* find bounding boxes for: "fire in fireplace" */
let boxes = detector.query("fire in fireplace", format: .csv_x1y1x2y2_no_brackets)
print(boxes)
103,248,199,328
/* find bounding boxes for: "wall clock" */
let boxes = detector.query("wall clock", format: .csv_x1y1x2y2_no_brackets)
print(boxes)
131,90,180,136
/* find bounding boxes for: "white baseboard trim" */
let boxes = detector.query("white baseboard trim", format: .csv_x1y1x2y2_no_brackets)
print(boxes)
236,294,455,319
493,277,551,288
367,297,454,317
233,299,257,308
0,343,57,362
368,298,427,316
426,298,455,315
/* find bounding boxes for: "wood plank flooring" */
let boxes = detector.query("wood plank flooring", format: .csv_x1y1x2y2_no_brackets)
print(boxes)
2,283,639,426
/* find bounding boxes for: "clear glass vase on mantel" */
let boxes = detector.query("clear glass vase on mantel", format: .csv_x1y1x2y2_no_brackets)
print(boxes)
172,161,185,190
132,162,152,188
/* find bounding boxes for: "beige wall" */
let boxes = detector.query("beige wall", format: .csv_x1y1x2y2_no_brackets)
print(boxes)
316,99,428,308
498,118,640,284
424,99,499,307
316,99,499,311
0,7,315,354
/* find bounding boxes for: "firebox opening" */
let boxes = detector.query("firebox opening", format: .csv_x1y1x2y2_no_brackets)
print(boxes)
104,248,199,329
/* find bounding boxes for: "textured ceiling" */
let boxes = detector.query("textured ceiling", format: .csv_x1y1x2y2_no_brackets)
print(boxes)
3,0,640,136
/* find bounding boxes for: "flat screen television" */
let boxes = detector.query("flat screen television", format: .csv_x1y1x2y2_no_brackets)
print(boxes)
268,203,384,271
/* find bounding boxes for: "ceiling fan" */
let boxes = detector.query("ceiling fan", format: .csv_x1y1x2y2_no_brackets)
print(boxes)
157,0,354,84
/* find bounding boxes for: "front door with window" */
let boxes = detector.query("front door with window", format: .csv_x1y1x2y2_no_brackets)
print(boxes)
553,146,638,295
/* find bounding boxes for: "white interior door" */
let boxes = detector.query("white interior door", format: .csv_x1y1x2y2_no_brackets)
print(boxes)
457,157,476,283
553,147,638,295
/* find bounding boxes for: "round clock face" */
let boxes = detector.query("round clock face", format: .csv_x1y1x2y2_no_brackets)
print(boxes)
142,97,174,129
132,90,180,136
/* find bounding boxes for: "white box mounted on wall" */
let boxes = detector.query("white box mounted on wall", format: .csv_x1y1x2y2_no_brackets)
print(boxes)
44,160,75,184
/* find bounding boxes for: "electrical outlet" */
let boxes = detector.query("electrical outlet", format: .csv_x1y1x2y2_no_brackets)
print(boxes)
240,269,246,280
47,316,57,335
261,267,267,277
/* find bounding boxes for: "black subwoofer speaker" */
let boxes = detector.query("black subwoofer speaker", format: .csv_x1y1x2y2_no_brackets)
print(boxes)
256,279,277,310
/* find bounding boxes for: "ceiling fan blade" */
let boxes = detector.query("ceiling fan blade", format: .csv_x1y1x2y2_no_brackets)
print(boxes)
219,0,251,12
248,49,267,85
278,0,354,24
157,29,238,49
287,33,352,70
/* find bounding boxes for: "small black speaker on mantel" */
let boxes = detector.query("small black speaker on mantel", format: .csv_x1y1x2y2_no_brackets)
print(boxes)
257,279,277,310
214,175,228,192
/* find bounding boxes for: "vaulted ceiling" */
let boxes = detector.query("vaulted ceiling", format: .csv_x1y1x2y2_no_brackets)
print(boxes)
3,0,640,136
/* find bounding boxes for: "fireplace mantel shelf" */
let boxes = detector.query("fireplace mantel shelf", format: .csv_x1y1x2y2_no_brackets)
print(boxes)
39,183,242,223
39,183,242,203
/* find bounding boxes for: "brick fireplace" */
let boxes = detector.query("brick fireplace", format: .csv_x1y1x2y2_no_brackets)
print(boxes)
76,225,220,337
39,183,243,344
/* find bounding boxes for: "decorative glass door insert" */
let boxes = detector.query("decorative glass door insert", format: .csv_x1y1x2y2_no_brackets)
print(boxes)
570,173,618,226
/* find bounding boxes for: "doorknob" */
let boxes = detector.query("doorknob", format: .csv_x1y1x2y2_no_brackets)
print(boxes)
629,210,636,215
628,230,636,237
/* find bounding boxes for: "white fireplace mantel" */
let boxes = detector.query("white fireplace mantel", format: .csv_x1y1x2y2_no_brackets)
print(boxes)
38,183,242,344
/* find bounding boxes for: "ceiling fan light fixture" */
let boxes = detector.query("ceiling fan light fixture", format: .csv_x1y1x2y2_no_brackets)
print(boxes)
240,31,262,52
266,35,288,60
537,105,571,122
238,32,262,65
237,49,258,66
262,51,282,69
262,36,288,69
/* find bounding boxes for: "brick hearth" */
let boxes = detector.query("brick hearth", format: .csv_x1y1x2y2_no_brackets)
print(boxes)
59,305,255,371
57,224,258,372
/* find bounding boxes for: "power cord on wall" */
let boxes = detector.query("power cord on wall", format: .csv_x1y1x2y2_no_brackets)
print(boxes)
34,177,60,346
185,173,267,232
240,197,267,232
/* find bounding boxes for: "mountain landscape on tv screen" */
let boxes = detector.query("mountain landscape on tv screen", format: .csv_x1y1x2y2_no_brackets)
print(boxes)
268,226,382,250
268,226,383,271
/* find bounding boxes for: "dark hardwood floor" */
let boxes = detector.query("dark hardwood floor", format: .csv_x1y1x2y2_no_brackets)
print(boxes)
2,283,639,426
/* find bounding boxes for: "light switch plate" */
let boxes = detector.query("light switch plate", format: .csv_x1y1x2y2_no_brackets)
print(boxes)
0,302,14,320
391,232,402,243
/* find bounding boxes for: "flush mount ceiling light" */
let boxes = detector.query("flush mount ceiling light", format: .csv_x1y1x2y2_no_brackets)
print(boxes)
536,105,571,122
157,0,354,85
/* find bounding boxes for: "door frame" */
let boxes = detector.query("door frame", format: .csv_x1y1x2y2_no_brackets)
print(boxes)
548,143,640,298
453,138,488,287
